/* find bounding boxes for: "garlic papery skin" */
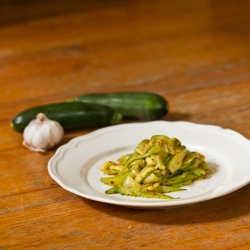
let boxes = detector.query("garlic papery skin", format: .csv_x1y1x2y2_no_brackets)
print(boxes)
22,113,64,152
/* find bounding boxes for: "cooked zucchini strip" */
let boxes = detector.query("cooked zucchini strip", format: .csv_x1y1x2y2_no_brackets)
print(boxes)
101,171,133,186
100,134,209,200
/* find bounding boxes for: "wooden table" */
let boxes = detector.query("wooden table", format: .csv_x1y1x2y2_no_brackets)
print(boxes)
1,0,250,249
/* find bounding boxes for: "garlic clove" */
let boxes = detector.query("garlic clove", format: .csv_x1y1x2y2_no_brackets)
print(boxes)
22,113,64,152
47,119,64,148
22,140,47,152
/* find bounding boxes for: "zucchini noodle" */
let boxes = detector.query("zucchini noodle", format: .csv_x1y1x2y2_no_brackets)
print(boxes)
100,135,209,199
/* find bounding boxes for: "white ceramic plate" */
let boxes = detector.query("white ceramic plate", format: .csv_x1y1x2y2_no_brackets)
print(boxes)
48,121,250,209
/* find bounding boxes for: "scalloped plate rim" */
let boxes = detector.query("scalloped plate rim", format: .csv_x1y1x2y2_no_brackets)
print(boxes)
48,121,250,209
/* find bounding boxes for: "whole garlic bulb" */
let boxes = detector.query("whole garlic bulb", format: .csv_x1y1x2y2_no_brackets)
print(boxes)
22,113,64,152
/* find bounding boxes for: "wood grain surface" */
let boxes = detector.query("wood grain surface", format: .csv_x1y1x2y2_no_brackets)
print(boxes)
1,0,250,249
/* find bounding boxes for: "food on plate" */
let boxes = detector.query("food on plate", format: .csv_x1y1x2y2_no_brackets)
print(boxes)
101,135,209,199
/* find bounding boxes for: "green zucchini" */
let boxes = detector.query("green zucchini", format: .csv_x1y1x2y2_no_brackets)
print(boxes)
69,92,169,120
11,102,122,133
